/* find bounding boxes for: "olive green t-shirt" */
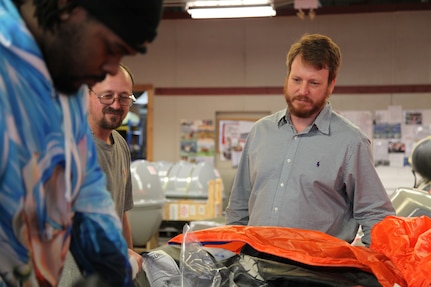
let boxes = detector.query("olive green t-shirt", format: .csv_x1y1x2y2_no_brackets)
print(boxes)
93,130,134,220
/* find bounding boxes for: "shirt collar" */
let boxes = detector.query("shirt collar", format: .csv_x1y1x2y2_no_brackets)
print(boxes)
277,112,288,127
314,102,331,135
277,101,332,135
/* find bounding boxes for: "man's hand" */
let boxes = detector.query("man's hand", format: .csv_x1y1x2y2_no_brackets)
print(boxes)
128,248,143,278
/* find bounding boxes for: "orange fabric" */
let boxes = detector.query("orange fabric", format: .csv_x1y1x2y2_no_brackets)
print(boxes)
169,225,406,287
370,215,431,287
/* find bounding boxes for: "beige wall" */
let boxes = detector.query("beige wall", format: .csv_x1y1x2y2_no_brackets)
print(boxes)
122,10,431,198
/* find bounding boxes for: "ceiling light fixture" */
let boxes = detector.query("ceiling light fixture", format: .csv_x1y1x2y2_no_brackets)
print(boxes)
309,8,316,20
296,8,305,20
186,0,276,19
294,0,319,20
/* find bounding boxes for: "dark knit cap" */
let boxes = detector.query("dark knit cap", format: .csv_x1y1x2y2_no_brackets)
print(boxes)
74,0,164,53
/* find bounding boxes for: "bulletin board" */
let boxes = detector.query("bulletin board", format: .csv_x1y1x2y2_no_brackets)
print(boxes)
216,111,270,167
180,119,215,164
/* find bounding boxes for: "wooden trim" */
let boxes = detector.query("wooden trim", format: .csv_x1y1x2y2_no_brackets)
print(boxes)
155,87,283,95
333,85,431,94
134,84,154,161
154,84,431,96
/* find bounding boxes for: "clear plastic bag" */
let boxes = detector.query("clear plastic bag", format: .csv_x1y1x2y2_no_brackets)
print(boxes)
180,224,223,287
142,223,237,287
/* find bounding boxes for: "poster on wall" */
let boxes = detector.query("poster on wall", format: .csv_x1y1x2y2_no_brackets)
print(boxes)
373,109,404,167
371,107,431,167
219,120,255,167
180,119,215,164
404,111,423,125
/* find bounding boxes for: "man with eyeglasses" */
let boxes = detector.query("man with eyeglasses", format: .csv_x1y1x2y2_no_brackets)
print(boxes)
60,64,141,286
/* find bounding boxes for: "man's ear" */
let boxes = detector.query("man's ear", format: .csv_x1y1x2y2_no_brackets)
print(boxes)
328,79,336,94
283,74,289,94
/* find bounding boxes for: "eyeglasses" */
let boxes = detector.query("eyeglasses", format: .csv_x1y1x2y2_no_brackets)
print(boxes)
89,89,136,107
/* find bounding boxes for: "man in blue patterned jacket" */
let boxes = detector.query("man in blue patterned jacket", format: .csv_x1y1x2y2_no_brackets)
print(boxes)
0,0,163,286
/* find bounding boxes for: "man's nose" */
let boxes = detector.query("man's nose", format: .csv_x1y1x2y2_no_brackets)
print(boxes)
110,97,123,108
298,82,310,95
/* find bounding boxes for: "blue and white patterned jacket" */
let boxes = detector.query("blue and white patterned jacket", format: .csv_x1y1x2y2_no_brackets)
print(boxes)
0,0,132,286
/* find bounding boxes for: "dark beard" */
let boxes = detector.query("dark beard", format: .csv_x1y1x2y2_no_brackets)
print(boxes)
100,117,123,130
287,98,325,118
100,108,124,130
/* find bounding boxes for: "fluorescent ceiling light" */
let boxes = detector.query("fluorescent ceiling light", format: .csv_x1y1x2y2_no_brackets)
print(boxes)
186,0,276,19
188,6,276,19
188,0,272,7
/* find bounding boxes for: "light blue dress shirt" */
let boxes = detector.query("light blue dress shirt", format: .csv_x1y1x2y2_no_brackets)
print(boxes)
226,102,395,246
